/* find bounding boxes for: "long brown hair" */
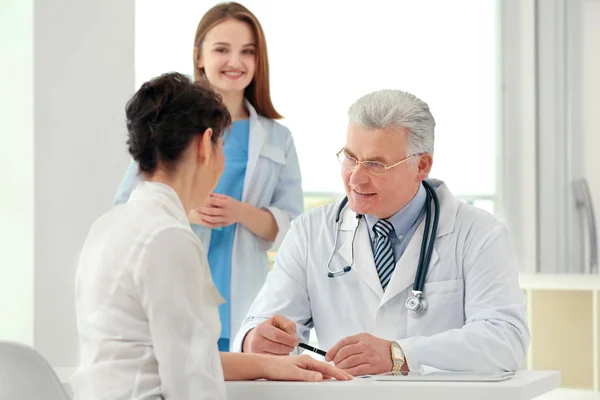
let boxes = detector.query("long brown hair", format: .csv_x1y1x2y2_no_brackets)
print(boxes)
193,2,282,119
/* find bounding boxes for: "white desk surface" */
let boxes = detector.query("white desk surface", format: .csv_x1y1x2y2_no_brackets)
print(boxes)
225,370,561,400
56,368,560,400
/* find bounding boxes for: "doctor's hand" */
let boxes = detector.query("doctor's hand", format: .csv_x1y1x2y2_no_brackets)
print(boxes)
243,315,299,355
194,193,241,228
326,333,393,376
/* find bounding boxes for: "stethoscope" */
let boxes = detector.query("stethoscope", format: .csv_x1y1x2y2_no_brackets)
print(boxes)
326,180,440,318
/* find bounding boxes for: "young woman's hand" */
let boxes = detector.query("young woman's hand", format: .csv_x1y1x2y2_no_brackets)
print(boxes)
195,193,241,228
261,354,354,382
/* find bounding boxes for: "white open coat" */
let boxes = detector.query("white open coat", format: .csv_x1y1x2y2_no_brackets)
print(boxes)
233,179,530,372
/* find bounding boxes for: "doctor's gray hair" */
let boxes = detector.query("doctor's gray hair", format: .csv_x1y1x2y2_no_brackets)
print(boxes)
347,89,435,160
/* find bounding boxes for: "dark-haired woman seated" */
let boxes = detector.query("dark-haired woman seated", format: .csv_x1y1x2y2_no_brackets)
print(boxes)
70,72,352,400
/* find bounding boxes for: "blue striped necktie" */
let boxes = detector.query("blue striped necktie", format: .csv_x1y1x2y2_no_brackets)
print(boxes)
373,219,396,290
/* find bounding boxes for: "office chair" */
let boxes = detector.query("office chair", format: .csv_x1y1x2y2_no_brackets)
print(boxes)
0,341,71,400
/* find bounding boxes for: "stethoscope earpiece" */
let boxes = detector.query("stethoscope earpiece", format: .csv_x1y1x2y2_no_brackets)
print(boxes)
328,265,352,278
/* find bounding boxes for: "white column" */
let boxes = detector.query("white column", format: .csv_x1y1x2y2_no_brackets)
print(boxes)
0,0,35,347
0,0,134,370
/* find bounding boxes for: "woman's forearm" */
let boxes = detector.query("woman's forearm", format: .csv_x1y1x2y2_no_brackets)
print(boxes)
220,352,266,381
237,202,278,242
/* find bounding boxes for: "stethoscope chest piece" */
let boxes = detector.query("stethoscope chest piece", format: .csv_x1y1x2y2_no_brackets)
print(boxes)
329,181,440,318
406,292,428,318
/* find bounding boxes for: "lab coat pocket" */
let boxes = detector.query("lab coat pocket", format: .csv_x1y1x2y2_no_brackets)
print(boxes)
255,144,286,202
260,144,286,164
407,279,465,338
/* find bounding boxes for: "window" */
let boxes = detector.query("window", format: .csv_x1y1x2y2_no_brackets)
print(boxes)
135,0,499,215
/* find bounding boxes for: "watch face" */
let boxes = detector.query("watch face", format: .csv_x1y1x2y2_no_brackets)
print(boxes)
392,346,403,359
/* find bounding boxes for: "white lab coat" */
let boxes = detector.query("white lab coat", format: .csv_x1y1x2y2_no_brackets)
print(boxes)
113,101,304,348
233,179,530,373
72,182,226,400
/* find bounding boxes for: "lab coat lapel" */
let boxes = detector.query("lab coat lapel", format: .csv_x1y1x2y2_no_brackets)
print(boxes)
380,179,454,306
241,100,266,201
380,222,440,306
336,207,384,299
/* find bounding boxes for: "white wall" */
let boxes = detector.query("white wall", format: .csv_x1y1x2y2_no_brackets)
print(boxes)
0,0,134,369
135,0,498,199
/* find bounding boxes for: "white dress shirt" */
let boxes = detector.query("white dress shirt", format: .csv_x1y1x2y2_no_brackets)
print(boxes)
71,181,226,400
113,101,305,348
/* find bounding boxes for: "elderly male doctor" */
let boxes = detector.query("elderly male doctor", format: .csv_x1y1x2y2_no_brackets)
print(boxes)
232,89,530,375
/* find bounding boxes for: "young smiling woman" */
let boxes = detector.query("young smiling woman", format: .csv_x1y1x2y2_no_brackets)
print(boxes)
113,2,304,352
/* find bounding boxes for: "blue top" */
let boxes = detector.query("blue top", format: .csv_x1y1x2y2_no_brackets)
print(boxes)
203,119,249,346
365,183,427,262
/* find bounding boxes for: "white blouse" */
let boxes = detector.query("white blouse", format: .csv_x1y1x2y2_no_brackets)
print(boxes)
71,181,226,400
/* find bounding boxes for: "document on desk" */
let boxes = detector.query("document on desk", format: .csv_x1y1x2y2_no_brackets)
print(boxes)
371,371,515,382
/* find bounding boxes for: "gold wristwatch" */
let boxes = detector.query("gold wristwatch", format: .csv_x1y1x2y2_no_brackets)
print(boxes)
390,341,406,375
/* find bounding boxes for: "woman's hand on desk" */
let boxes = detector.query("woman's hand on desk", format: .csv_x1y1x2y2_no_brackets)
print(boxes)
221,352,353,382
326,333,394,376
262,354,353,382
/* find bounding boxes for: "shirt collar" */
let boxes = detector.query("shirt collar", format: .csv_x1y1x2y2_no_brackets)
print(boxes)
365,183,427,239
127,181,189,225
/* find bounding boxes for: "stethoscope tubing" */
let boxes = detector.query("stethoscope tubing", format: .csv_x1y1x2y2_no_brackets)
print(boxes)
327,181,440,299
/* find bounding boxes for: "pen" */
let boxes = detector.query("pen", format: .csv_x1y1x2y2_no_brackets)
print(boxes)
298,342,327,357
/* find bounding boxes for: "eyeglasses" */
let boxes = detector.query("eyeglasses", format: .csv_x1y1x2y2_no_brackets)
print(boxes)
336,148,417,176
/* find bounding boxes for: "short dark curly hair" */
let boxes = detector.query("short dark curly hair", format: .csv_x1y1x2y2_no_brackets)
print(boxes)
125,72,231,173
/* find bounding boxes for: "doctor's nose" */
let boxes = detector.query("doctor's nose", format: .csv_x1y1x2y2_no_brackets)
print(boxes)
348,163,369,185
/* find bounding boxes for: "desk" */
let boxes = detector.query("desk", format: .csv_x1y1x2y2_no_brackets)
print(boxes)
225,371,560,400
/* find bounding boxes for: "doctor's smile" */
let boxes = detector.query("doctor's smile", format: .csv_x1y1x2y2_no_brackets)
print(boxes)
352,189,376,195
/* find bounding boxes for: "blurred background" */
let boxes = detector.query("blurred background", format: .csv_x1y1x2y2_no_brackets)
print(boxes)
1,0,599,397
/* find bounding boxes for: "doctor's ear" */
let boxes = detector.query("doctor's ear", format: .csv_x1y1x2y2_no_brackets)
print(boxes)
415,153,433,181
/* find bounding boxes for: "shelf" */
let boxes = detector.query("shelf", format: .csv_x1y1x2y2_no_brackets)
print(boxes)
520,273,600,291
521,274,599,391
